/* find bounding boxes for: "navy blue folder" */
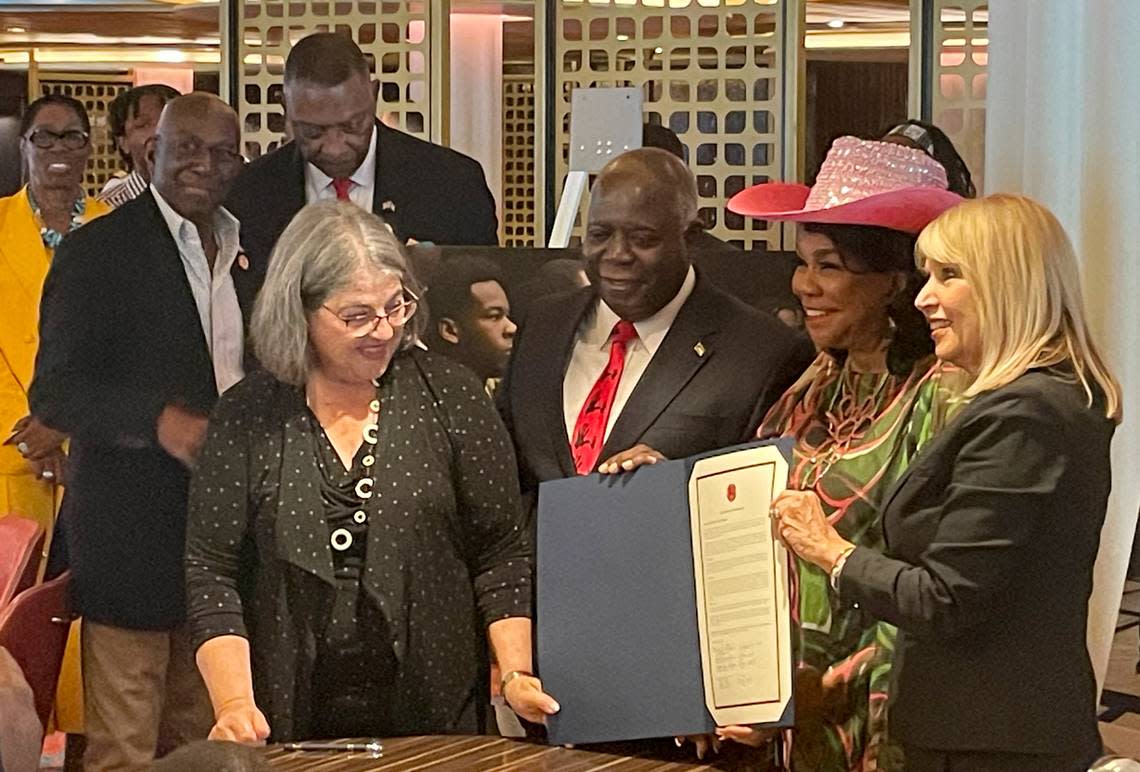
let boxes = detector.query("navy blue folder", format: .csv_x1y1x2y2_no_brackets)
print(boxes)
536,440,794,746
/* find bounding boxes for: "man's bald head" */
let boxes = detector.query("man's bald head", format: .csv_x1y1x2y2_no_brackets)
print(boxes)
156,93,239,141
583,148,701,322
593,147,700,228
151,93,242,224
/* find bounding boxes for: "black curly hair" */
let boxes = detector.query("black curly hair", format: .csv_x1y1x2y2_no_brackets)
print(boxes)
801,221,933,376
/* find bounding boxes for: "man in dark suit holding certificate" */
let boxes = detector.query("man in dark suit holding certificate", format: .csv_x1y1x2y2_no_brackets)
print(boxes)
501,148,813,513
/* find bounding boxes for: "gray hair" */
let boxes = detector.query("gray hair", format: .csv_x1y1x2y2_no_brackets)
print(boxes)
251,200,426,386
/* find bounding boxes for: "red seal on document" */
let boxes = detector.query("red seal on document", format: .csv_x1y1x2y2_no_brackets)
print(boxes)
727,484,736,502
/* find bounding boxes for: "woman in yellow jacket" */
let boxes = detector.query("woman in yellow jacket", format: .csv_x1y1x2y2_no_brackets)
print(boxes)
0,93,110,734
0,94,108,542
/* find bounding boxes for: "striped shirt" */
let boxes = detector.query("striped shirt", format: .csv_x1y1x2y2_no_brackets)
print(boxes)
96,170,148,209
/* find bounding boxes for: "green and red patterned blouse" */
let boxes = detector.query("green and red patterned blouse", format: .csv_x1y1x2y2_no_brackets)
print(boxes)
760,352,965,771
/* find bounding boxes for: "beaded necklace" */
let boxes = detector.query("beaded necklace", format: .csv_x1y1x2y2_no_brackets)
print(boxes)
27,188,86,250
327,386,381,553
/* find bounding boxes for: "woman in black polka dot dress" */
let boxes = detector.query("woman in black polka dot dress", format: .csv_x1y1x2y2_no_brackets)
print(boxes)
184,200,559,742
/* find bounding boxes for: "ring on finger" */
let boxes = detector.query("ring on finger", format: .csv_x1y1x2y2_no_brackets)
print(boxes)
41,469,55,480
16,441,29,455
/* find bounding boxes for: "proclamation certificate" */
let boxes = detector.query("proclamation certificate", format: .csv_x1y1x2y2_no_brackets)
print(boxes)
688,445,793,727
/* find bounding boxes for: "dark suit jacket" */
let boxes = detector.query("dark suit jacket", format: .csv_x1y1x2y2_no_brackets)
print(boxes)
226,121,498,283
840,368,1113,758
30,191,258,630
500,272,814,501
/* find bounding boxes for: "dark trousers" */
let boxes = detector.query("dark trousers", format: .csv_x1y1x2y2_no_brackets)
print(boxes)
903,744,1098,772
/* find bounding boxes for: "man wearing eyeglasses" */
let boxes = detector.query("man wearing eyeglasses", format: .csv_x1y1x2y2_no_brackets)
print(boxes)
31,93,255,772
227,31,499,282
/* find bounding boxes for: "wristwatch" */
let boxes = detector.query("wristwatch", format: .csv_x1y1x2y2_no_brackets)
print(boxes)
499,669,534,695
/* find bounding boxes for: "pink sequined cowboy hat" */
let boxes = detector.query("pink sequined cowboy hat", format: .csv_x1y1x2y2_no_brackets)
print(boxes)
728,135,963,234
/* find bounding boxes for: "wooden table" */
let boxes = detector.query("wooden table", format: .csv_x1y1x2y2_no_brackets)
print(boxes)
263,735,744,771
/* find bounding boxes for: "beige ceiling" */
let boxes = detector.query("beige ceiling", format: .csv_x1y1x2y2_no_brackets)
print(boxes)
0,0,920,67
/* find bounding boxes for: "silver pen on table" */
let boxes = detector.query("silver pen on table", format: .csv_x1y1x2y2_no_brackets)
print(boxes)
281,739,383,756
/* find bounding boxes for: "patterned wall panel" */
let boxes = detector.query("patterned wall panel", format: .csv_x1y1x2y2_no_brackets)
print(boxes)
237,0,433,160
502,73,537,246
38,75,131,198
555,0,789,249
931,0,987,191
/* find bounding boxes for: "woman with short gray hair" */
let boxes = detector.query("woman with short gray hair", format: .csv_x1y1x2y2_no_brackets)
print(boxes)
184,200,557,742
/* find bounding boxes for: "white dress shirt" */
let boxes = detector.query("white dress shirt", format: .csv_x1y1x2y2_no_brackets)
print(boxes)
151,185,245,394
563,266,697,444
303,124,378,210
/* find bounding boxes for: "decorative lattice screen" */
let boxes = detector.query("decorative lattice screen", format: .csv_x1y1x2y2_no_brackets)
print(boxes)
502,73,537,246
39,75,131,198
555,0,788,249
237,0,433,160
931,1,987,192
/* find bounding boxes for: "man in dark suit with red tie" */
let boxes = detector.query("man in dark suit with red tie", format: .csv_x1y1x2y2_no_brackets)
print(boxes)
500,147,814,516
226,32,498,280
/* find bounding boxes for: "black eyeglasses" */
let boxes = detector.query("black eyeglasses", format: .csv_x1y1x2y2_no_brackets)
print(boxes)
322,290,419,337
24,128,90,150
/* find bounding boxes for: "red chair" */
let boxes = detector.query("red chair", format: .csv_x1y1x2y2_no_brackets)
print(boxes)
0,571,73,729
0,516,45,609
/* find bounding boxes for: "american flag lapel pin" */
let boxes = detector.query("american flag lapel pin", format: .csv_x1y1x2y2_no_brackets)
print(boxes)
694,341,706,357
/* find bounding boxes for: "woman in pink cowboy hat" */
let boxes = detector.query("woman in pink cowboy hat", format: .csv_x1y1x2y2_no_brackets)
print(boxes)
771,194,1119,772
701,136,965,770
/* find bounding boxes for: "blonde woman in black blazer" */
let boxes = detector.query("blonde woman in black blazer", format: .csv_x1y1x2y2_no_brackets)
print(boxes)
770,195,1122,772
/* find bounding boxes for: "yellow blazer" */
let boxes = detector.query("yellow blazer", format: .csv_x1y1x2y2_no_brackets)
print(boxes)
0,187,109,475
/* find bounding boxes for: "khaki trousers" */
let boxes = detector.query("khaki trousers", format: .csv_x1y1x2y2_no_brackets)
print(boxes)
81,620,214,772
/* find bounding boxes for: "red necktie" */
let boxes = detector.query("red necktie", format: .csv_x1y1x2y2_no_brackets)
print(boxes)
571,320,638,475
332,177,353,201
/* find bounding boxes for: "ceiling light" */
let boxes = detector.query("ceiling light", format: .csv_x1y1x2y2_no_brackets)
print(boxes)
616,34,629,41
156,49,187,63
654,46,663,54
6,26,27,34
827,19,845,29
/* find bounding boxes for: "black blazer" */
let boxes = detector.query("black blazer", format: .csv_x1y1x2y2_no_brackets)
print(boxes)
840,369,1113,758
30,191,257,630
500,272,814,498
226,121,498,280
185,354,530,738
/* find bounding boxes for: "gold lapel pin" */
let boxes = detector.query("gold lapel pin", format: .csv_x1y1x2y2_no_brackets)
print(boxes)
237,251,250,271
694,342,706,357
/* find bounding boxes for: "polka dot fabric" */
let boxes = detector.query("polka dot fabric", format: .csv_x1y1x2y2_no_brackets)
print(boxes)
184,350,532,740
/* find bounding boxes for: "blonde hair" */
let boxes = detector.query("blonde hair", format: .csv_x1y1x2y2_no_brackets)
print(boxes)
251,200,426,386
916,194,1121,421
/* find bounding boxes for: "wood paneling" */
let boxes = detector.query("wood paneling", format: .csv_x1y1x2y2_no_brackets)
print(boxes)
0,6,217,41
804,57,908,184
